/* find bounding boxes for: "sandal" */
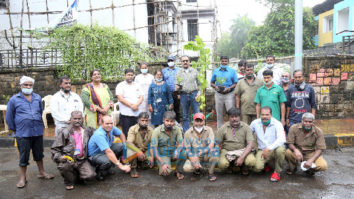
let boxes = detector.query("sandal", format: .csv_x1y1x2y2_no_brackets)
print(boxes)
175,172,184,180
37,173,55,180
65,185,74,190
208,174,217,182
130,169,139,178
16,179,27,188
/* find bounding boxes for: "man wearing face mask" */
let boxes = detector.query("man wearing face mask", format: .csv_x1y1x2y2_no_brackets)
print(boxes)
235,63,263,124
217,108,255,176
255,70,287,126
51,76,84,136
149,111,186,180
211,56,238,128
257,55,284,86
286,113,327,176
286,70,317,127
51,111,96,190
6,76,54,188
162,55,181,123
135,63,154,116
183,113,219,181
250,107,286,182
126,112,154,178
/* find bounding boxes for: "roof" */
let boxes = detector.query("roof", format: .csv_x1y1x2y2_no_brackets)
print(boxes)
312,0,343,16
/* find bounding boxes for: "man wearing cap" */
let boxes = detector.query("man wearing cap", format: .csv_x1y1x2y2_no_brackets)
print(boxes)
216,108,256,176
211,56,238,128
183,113,219,181
162,55,181,123
50,76,84,136
286,113,327,176
6,76,54,188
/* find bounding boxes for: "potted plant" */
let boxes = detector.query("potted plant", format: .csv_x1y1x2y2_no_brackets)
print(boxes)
216,77,227,92
176,76,183,91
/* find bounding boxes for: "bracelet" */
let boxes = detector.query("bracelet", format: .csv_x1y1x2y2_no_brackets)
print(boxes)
115,161,121,167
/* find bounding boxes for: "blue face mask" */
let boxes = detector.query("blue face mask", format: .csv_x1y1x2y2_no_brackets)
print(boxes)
266,64,273,69
220,65,227,69
22,88,33,95
140,69,148,74
155,78,163,82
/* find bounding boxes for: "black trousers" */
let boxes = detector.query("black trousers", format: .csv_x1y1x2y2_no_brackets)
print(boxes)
119,114,138,137
172,91,181,123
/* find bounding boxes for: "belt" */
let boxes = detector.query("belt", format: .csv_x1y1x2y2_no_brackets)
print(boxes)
180,90,197,95
217,88,234,94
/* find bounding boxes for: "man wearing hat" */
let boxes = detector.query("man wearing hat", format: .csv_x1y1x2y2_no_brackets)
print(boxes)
183,113,219,181
6,76,54,188
162,55,181,123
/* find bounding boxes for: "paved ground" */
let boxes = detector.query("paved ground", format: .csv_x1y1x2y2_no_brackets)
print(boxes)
0,147,353,199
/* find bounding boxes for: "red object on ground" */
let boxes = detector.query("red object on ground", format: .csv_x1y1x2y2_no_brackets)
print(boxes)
270,172,281,182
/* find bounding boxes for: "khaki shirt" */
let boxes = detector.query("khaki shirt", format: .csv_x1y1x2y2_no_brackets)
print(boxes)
216,121,254,151
150,124,183,154
184,126,214,155
127,124,154,151
235,77,263,115
287,123,326,154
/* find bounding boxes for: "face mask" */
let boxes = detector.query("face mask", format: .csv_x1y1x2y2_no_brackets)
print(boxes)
264,80,273,86
155,78,163,82
141,69,148,74
246,74,254,79
168,62,174,67
194,126,204,133
266,64,273,69
296,82,306,90
302,124,312,132
281,77,290,84
262,119,271,126
220,65,227,69
21,88,33,95
164,125,173,131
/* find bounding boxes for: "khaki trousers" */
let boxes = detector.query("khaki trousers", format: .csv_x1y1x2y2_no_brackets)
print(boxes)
285,149,328,172
253,146,285,173
218,149,256,170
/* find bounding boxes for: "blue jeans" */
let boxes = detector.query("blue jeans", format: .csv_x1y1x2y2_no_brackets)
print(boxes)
180,91,200,132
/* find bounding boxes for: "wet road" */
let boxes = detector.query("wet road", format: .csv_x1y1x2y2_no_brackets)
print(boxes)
0,147,353,199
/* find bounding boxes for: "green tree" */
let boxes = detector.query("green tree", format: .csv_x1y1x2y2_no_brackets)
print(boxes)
217,15,255,58
241,6,316,58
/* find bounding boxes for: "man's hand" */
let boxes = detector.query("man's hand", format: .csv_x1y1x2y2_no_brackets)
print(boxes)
294,149,303,162
148,105,153,113
286,119,290,126
137,151,145,161
281,118,286,126
148,157,154,168
190,157,202,170
169,104,174,110
161,163,170,175
235,156,245,166
223,87,230,94
304,159,313,169
131,104,139,111
60,156,68,163
117,163,131,173
261,148,270,160
214,86,220,92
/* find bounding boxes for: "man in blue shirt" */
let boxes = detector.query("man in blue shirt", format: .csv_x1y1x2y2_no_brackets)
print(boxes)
6,76,54,188
162,55,180,123
88,115,130,180
211,56,238,128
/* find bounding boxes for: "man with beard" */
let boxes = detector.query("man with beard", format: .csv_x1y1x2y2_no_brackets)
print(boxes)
286,113,328,176
126,112,154,178
183,113,219,181
286,70,317,127
235,63,263,124
255,70,287,126
116,68,144,136
250,107,286,182
217,108,255,176
149,111,186,180
51,76,84,136
51,111,96,190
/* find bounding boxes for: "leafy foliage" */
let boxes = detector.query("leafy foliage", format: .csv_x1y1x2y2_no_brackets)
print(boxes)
241,6,316,59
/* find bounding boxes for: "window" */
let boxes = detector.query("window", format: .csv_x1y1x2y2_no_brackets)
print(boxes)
0,0,6,9
323,15,333,33
187,19,198,41
337,7,349,33
186,0,197,2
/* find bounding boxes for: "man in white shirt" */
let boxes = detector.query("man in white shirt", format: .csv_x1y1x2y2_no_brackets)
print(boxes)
250,106,286,182
257,55,284,86
116,69,143,137
50,76,83,136
135,63,154,117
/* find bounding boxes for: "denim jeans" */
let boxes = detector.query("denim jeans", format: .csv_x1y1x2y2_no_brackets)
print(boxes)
180,91,199,132
89,143,123,174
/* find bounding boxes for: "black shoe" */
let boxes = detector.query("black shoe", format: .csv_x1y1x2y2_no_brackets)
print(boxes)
96,171,105,181
305,169,315,176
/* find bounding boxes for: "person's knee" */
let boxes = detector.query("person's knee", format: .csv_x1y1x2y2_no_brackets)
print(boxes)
316,158,328,171
218,159,229,170
253,161,265,172
275,147,286,157
285,149,294,159
58,162,73,172
244,155,256,167
111,143,123,154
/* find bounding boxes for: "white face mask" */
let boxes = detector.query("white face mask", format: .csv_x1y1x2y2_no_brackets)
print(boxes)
168,62,174,67
194,126,204,133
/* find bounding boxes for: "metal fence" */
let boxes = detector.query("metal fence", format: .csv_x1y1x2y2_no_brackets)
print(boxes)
0,48,62,69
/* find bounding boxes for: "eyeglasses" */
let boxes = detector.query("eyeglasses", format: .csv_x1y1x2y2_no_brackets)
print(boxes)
181,60,189,63
22,84,33,87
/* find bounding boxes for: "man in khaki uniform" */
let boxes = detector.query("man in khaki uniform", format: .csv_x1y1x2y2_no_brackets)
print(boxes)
183,113,219,181
127,112,154,178
235,63,263,124
149,111,186,180
216,108,255,175
286,113,328,175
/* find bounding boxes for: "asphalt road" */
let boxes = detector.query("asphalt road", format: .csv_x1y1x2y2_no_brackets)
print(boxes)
0,147,353,199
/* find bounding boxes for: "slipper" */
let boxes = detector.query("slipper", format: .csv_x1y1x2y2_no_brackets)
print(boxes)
16,180,27,188
37,173,55,180
175,172,184,180
208,174,217,182
130,169,139,178
65,185,74,190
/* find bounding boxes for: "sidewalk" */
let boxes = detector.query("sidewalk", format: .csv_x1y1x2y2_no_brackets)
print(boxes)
0,118,353,148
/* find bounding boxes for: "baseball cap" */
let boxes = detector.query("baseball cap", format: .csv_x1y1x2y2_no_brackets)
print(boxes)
193,113,205,121
167,55,175,61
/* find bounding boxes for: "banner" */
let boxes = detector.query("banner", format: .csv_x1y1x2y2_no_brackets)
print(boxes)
49,0,78,29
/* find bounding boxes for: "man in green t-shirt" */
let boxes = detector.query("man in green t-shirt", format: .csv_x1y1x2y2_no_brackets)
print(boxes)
254,70,287,126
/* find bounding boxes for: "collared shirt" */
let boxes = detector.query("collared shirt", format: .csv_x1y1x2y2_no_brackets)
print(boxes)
50,90,83,127
184,126,214,155
286,84,317,124
254,84,287,121
115,81,143,116
150,124,183,155
211,65,238,88
250,118,285,150
127,123,154,151
6,92,44,137
287,123,326,154
162,66,180,92
216,121,254,151
257,65,284,86
235,77,263,115
175,67,200,93
88,126,122,157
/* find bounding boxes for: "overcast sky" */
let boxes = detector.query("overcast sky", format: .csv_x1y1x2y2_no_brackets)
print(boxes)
216,0,326,33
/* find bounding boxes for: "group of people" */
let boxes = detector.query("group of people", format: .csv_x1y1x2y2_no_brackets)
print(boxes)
5,54,327,190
